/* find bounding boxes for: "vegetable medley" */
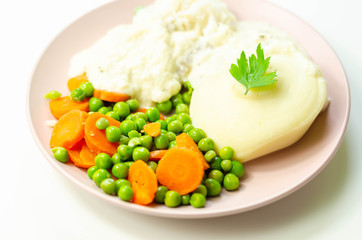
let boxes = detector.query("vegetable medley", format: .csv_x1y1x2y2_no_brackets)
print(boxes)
46,74,245,208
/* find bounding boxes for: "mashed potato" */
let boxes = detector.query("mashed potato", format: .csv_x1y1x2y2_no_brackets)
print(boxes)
69,0,327,162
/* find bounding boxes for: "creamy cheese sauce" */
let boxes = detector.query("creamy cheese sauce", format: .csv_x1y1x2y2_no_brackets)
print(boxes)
69,0,327,162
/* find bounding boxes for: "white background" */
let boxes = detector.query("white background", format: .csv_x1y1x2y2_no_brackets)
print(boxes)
1,0,362,239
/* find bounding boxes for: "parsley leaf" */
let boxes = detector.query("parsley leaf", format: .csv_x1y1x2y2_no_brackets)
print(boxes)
229,43,278,95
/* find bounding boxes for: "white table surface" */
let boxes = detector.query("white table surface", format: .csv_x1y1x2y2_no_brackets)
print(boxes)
1,0,361,239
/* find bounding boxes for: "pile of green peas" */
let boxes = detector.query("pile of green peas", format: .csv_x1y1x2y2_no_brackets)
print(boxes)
49,81,245,208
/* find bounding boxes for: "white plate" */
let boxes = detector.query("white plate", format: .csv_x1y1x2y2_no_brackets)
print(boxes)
27,0,350,219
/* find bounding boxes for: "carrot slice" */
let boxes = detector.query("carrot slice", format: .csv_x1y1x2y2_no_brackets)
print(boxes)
67,140,83,164
143,122,161,137
156,147,204,195
49,110,89,149
49,96,89,119
68,74,88,91
175,133,210,170
84,112,121,156
76,142,97,169
128,160,158,205
149,150,167,161
137,108,165,120
93,89,130,102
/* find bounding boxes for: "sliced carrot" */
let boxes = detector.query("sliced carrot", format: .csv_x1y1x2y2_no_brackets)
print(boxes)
49,110,89,149
76,142,97,169
67,140,83,164
84,112,121,156
175,133,210,170
93,89,130,102
143,122,161,137
149,150,167,161
156,147,204,195
128,160,158,205
137,108,165,120
68,74,88,91
49,96,89,119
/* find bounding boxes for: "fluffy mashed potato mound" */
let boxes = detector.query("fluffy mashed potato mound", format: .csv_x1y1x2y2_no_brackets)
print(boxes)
69,0,237,107
69,0,327,162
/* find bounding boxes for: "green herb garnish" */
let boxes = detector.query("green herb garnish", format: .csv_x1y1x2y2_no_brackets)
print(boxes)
229,43,278,95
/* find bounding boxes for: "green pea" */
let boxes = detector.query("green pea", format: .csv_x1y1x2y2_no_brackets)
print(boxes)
95,117,109,130
112,163,129,179
119,135,130,145
106,111,120,121
126,99,139,112
45,90,61,100
182,124,194,133
117,144,133,161
111,153,122,164
230,161,245,179
128,130,140,139
182,92,192,105
166,131,176,142
140,135,153,150
188,128,206,143
176,113,192,125
147,161,158,172
120,120,137,135
95,153,112,169
113,102,130,119
193,184,207,197
223,173,240,191
106,126,121,143
190,193,206,208
221,159,232,172
167,120,183,134
156,100,172,114
204,150,217,162
164,191,181,208
154,186,168,203
208,170,224,184
204,178,221,197
210,156,223,171
51,147,69,163
154,134,169,150
160,129,168,135
100,178,116,195
156,120,167,130
118,185,133,202
165,115,177,125
132,147,150,162
126,114,135,121
133,112,148,121
134,118,147,132
70,88,86,102
89,97,104,112
219,146,234,160
198,138,215,152
87,166,99,179
168,141,177,149
184,81,193,91
98,106,112,115
128,137,141,147
92,169,111,187
146,107,160,122
79,82,94,97
124,161,133,168
171,94,183,108
115,179,131,192
175,103,189,114
181,194,191,205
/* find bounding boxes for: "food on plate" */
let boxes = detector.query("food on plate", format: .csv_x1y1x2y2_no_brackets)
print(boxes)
45,0,327,208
